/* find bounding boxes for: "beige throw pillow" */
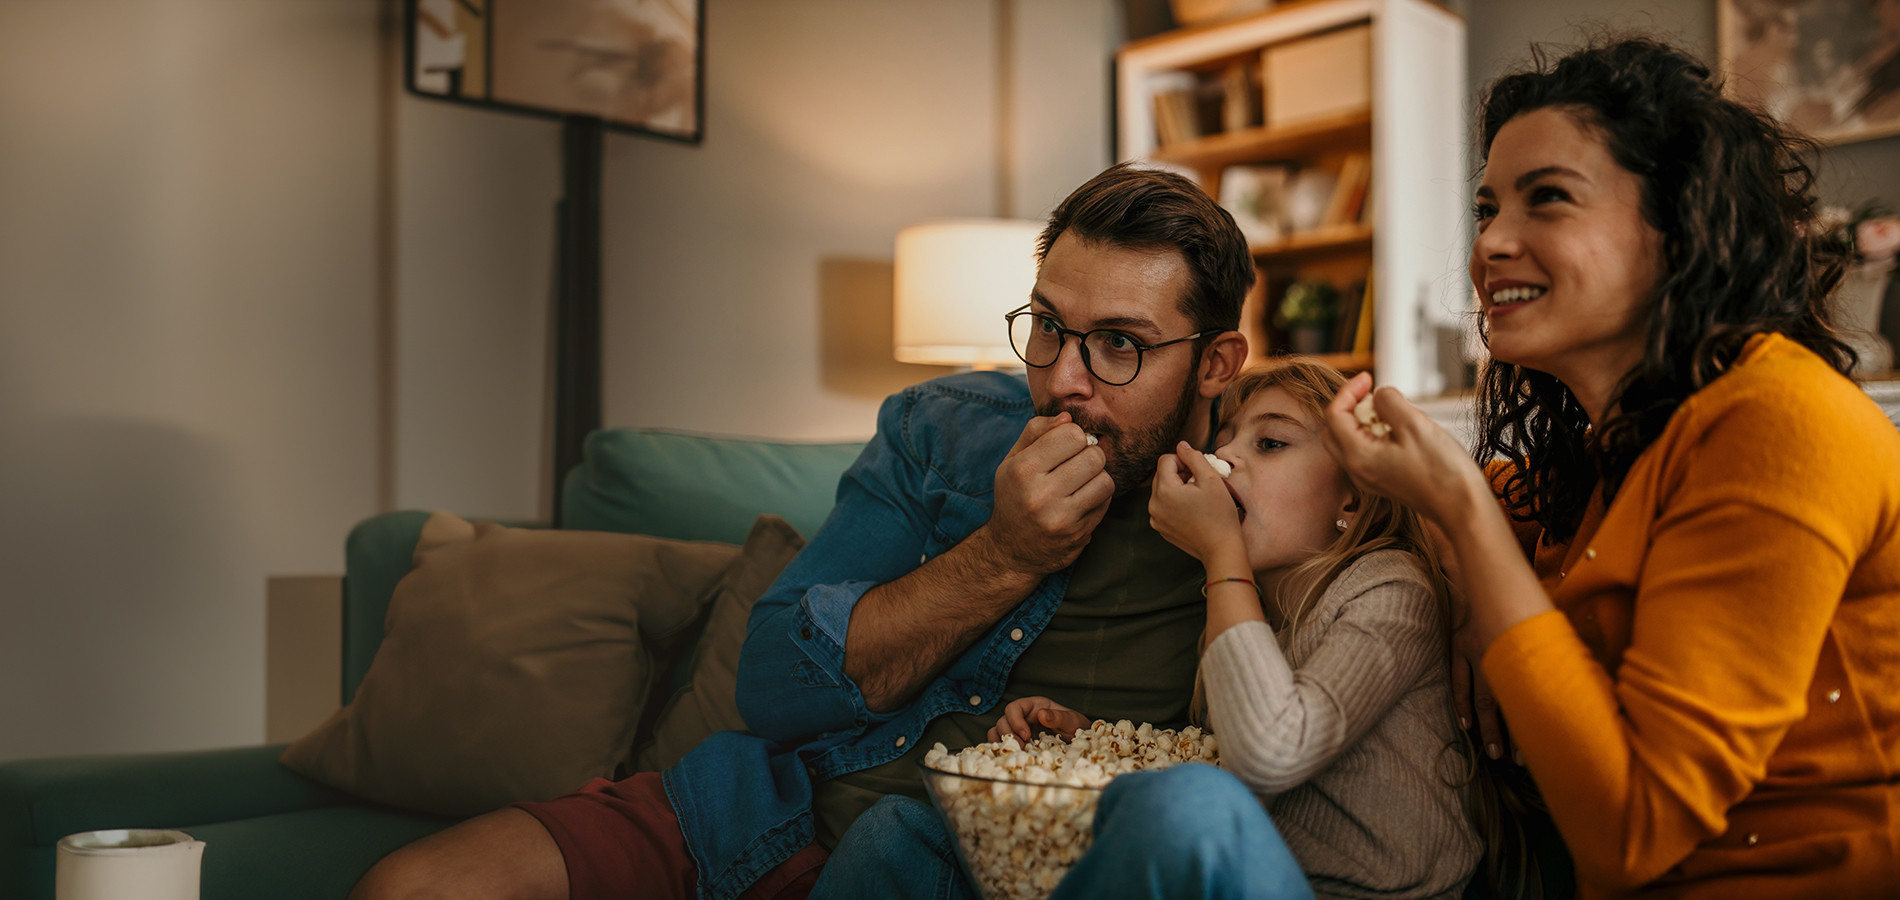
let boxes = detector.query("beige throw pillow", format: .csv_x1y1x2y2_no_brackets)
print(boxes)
281,512,742,818
634,515,806,771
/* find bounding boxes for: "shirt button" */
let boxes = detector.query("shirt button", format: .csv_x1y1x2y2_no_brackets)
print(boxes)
1584,547,1597,560
895,735,907,748
799,626,812,640
1828,689,1842,703
968,695,983,707
1745,832,1759,846
1009,628,1024,642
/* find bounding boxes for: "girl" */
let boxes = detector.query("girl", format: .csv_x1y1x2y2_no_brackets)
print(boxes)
995,358,1482,899
1325,38,1900,897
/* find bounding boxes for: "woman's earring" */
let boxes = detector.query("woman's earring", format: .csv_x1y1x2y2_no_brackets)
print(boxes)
1335,519,1349,532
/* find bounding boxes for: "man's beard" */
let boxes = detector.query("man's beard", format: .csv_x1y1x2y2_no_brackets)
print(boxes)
1038,374,1200,495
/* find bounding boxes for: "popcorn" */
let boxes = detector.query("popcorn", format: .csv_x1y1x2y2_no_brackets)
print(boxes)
922,721,1218,900
1202,453,1232,478
1085,434,1100,447
1353,395,1391,437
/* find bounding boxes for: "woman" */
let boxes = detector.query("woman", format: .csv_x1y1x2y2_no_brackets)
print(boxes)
1325,38,1900,897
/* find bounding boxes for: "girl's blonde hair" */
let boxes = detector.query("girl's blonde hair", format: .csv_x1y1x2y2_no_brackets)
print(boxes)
1188,356,1549,899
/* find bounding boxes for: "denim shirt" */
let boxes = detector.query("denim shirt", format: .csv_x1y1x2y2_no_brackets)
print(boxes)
661,371,1072,900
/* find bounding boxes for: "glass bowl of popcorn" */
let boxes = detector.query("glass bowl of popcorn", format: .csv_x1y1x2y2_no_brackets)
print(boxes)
918,720,1218,900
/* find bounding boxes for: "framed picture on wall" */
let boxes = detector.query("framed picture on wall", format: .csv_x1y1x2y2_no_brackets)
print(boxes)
1719,0,1900,144
406,0,704,143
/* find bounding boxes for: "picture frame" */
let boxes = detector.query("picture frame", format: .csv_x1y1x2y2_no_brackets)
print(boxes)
1718,0,1900,145
405,0,704,144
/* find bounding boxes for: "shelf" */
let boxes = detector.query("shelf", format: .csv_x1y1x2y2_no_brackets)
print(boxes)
1151,109,1372,172
1250,223,1372,260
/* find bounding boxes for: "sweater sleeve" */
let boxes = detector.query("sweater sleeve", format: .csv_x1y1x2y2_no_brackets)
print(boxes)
1481,361,1881,890
1203,553,1443,796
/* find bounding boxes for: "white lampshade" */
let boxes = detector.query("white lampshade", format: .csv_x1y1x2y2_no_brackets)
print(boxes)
893,218,1043,368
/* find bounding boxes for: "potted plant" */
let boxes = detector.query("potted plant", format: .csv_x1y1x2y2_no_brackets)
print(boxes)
1277,279,1340,355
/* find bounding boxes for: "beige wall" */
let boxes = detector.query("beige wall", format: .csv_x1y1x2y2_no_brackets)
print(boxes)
0,0,383,760
0,0,1121,761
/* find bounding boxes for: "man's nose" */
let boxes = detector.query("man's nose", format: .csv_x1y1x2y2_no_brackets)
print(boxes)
1045,335,1097,399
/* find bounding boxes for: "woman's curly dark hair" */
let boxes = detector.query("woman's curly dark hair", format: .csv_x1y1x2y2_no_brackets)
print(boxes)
1473,37,1856,542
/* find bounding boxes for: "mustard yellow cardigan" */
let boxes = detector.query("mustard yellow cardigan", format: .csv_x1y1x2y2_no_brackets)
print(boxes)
1482,334,1900,898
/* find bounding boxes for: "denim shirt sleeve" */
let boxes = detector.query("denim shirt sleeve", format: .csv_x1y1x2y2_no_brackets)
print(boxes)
734,386,940,743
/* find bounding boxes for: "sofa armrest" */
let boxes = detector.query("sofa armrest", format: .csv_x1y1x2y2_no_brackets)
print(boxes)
0,744,350,860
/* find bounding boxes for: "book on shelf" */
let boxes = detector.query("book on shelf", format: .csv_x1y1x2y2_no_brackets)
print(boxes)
1219,60,1259,133
1149,72,1203,147
1331,278,1367,353
1351,269,1376,356
1320,152,1372,229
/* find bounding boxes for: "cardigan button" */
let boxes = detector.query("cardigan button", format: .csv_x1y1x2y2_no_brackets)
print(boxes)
1745,832,1759,846
1828,688,1842,703
1009,628,1025,642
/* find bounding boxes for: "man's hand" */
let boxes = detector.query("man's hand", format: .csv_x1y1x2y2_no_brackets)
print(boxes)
981,412,1116,576
988,696,1091,744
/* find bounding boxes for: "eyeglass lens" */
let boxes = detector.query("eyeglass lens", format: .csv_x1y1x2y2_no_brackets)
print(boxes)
1008,313,1143,384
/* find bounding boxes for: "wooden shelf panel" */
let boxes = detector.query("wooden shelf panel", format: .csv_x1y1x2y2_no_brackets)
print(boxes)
1152,109,1371,172
1249,223,1372,260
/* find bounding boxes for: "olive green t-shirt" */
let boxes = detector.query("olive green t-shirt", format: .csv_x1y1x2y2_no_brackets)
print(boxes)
811,488,1206,849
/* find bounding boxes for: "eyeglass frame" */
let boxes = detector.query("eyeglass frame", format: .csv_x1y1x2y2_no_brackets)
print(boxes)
1002,303,1213,386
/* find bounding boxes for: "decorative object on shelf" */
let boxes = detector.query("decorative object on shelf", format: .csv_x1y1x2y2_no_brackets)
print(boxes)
1170,0,1272,28
1820,202,1899,375
1263,23,1371,128
1719,0,1900,144
1279,280,1341,354
1282,167,1338,233
1219,164,1290,244
893,219,1043,369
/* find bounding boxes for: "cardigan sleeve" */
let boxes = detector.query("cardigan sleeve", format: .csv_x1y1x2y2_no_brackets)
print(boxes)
1203,552,1442,796
1481,362,1881,890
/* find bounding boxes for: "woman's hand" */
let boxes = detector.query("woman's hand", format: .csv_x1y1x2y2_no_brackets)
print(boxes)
988,696,1090,743
1149,442,1248,570
1320,373,1489,525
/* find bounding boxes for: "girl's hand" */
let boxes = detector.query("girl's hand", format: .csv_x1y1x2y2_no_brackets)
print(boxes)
1320,373,1488,526
988,696,1090,744
1149,442,1248,568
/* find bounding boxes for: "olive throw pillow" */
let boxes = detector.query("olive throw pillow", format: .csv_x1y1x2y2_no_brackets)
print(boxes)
280,511,794,818
633,513,806,771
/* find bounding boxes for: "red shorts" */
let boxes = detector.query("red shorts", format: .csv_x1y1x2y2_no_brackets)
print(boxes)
514,773,829,900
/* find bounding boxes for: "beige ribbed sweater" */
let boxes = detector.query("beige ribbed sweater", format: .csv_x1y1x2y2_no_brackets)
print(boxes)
1202,549,1480,900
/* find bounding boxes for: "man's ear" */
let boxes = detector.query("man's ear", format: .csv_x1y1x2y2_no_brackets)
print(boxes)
1196,331,1250,399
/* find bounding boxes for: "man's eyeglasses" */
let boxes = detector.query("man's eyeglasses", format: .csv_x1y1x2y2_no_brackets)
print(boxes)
1003,304,1209,386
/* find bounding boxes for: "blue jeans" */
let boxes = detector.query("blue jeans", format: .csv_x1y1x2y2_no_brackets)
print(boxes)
810,763,1315,900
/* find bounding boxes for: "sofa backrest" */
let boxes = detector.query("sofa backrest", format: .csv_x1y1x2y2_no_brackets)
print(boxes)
339,428,865,704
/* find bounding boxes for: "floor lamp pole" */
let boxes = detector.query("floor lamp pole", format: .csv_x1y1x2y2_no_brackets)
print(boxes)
552,114,603,526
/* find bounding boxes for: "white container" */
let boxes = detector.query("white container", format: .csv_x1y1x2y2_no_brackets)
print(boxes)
57,829,204,900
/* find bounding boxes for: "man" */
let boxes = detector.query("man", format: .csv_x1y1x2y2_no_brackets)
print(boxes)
351,162,1253,900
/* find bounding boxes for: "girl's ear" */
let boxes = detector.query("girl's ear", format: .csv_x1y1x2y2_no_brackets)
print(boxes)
1196,331,1250,399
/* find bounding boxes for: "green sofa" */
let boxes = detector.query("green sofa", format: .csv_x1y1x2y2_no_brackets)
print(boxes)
0,428,865,900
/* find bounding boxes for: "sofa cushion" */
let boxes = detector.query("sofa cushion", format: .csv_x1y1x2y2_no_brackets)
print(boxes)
561,429,864,544
634,514,805,771
281,512,746,818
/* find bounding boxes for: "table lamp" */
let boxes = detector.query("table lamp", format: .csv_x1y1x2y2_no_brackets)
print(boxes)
893,218,1043,369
